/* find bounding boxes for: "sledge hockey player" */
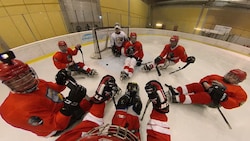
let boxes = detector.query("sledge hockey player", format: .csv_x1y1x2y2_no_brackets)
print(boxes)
56,80,170,141
142,35,195,71
0,51,94,137
110,23,128,57
167,69,247,109
53,40,97,77
120,32,144,80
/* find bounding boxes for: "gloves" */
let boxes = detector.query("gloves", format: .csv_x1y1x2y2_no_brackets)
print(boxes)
136,59,142,66
117,83,142,115
55,69,70,85
208,84,228,105
186,56,195,64
167,52,175,61
126,46,135,57
92,75,119,104
154,56,163,65
75,44,81,50
112,46,121,57
145,80,169,113
60,85,86,116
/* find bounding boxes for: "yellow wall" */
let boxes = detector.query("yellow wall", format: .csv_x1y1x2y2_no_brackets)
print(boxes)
204,7,250,37
100,0,149,27
152,6,203,33
0,0,67,49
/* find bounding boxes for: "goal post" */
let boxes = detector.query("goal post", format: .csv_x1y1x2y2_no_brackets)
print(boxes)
91,26,129,59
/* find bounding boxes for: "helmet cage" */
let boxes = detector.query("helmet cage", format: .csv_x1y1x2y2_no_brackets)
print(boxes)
224,72,241,84
79,124,139,141
3,67,38,93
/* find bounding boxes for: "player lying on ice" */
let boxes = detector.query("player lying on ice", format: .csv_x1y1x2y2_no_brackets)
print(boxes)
53,40,97,77
142,35,195,72
120,32,144,80
0,51,96,137
56,78,171,141
166,69,247,109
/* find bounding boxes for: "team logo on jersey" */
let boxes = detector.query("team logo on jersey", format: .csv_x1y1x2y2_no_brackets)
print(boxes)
67,55,73,62
28,116,43,126
46,88,64,103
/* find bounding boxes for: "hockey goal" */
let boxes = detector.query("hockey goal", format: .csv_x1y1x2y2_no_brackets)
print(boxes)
91,26,129,59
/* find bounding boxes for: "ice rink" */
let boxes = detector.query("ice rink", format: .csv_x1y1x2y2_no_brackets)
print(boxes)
1,35,250,141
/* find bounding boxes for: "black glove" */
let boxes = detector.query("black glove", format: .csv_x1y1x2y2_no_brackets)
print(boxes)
92,75,119,104
131,95,142,115
126,46,135,57
136,59,142,66
208,84,228,105
112,46,121,57
145,80,169,113
60,85,86,116
55,69,70,85
154,56,163,65
116,94,130,109
167,52,175,61
186,56,195,64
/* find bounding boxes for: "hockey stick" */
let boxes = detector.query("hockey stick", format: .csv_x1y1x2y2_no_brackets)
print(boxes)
141,99,151,121
79,48,84,62
169,62,191,74
217,107,232,129
155,65,161,76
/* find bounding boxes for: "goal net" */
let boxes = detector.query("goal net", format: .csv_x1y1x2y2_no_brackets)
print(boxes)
91,26,129,59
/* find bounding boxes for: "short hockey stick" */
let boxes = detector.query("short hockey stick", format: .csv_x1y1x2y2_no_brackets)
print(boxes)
217,107,232,129
79,48,84,62
141,99,151,121
169,62,191,74
155,65,161,76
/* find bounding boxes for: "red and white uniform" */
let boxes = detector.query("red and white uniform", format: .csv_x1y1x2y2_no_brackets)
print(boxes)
0,79,91,137
122,41,144,77
53,48,92,73
56,102,170,141
158,44,188,65
175,74,247,109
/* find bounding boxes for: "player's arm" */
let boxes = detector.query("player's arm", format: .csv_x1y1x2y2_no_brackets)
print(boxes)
53,53,68,69
220,87,247,109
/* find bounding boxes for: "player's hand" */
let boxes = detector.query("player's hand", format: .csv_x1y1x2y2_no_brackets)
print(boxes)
60,85,86,116
75,44,81,50
55,69,70,85
186,56,195,64
154,56,163,64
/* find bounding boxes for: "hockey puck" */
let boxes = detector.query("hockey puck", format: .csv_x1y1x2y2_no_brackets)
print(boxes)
106,64,108,66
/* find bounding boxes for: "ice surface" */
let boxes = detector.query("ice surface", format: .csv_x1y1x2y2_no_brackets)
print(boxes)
1,35,250,141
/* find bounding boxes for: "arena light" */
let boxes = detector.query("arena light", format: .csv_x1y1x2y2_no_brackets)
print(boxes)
156,23,163,28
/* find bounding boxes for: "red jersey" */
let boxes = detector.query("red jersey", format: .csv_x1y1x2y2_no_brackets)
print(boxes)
124,41,144,60
200,74,247,109
53,48,78,69
159,44,187,63
0,79,71,137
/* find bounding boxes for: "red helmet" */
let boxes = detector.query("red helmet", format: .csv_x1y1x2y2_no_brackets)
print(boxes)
170,35,179,42
130,32,137,38
58,41,67,46
0,59,38,93
229,69,247,82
